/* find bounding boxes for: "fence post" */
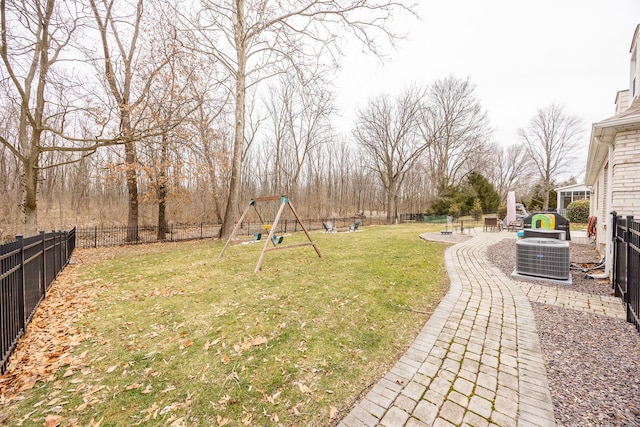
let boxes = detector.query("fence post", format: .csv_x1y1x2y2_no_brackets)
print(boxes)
40,231,46,298
170,224,174,241
200,222,203,239
64,230,69,264
16,235,25,333
612,212,618,293
53,230,58,281
626,215,634,323
94,226,98,248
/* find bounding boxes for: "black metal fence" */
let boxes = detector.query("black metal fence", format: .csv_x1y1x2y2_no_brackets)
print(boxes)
612,213,640,332
1,228,76,373
75,217,386,248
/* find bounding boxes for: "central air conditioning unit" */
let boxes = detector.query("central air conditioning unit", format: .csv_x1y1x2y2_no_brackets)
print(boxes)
514,238,570,281
523,229,566,240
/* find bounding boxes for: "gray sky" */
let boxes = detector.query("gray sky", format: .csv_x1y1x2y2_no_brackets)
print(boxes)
335,0,639,176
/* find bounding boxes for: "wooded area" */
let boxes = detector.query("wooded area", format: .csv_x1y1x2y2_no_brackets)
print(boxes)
0,0,584,242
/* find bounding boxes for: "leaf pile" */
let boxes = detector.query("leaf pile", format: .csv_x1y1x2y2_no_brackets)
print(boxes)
0,250,99,407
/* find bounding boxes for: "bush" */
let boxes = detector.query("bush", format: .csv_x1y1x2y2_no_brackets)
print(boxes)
566,199,590,223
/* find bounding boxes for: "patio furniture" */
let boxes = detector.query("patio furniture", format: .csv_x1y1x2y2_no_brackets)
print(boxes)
507,219,524,232
483,217,501,232
323,221,337,233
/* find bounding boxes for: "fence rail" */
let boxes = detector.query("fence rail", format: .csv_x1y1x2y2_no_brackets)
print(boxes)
75,217,386,248
612,213,640,332
1,228,76,373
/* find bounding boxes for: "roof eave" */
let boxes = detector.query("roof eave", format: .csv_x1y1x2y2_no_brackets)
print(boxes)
585,113,640,185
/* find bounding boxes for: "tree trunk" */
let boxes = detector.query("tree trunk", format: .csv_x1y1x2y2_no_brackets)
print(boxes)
23,154,39,235
219,3,246,239
124,138,139,241
157,141,168,240
386,183,397,224
201,135,223,223
543,182,550,211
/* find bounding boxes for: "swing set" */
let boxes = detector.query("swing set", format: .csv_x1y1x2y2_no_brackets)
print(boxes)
219,195,322,272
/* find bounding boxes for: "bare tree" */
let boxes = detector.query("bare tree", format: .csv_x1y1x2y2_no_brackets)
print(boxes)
190,96,231,224
353,86,428,223
487,142,534,203
420,76,492,198
518,104,583,210
262,75,334,198
89,0,172,240
0,0,119,234
178,0,417,237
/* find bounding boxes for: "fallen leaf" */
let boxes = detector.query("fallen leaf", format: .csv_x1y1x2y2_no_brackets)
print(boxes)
216,415,230,426
292,403,302,415
329,406,338,420
241,413,253,425
47,397,62,406
169,417,185,427
82,385,106,397
106,364,118,373
297,383,313,394
141,403,160,422
221,355,230,365
251,336,268,346
16,409,37,425
161,385,176,393
44,414,63,427
141,384,153,394
182,339,194,349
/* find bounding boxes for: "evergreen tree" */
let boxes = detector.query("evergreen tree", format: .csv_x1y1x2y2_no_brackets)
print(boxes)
467,171,500,213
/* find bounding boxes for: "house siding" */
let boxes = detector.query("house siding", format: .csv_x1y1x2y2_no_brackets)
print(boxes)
611,130,640,217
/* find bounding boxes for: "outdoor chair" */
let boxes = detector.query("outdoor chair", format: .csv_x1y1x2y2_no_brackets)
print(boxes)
483,217,501,232
350,219,361,232
323,221,337,233
507,219,524,232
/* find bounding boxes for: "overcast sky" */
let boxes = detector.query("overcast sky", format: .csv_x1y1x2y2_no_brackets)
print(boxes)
334,1,639,178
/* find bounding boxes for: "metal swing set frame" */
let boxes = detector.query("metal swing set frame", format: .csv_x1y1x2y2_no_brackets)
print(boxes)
219,195,322,272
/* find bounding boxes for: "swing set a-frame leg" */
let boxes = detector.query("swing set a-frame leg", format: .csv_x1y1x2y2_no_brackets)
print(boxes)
287,201,321,259
254,200,287,272
219,201,255,258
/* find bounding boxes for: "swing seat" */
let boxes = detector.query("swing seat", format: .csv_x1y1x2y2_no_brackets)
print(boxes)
253,232,262,241
272,234,284,245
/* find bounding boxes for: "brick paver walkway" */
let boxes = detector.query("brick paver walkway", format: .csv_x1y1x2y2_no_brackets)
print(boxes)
339,230,622,427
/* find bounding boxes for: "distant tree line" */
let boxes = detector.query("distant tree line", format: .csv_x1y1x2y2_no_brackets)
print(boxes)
0,0,585,241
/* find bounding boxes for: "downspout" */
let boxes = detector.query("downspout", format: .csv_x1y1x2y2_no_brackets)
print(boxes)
588,137,614,279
